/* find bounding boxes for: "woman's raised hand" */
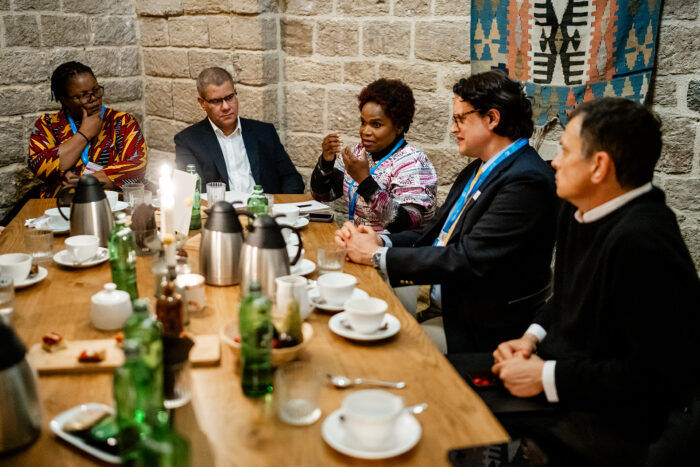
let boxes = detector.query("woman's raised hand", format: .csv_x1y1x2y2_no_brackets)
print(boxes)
321,133,343,162
341,146,370,184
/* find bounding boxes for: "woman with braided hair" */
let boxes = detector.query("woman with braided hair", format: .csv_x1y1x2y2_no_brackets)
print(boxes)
28,61,147,198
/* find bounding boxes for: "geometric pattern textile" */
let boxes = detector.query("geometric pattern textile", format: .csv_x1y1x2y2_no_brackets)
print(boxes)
471,0,662,126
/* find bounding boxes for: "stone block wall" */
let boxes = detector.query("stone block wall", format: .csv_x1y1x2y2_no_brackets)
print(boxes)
135,0,281,176
650,0,700,270
0,0,144,218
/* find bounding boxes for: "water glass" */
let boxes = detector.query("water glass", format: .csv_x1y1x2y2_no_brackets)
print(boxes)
122,183,145,211
275,361,322,426
206,182,226,205
24,228,54,264
0,275,15,325
317,245,346,275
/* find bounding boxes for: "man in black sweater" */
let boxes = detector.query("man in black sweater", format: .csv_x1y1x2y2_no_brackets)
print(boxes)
491,98,700,465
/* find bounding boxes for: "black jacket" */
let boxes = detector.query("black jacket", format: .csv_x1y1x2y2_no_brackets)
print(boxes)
386,144,557,352
174,117,304,194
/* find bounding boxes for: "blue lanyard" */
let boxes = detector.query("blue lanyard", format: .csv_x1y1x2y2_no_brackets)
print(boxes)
347,138,405,220
433,138,528,246
66,105,105,167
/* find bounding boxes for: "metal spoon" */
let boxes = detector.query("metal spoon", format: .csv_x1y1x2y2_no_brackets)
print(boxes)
406,403,428,415
327,374,406,389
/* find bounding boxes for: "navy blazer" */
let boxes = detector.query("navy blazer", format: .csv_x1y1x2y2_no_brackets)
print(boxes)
174,117,304,194
387,144,558,353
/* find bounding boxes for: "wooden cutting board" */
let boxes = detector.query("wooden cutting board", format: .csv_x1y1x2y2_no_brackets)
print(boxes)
28,334,220,375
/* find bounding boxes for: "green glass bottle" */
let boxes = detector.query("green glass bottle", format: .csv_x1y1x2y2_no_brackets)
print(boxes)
246,185,268,225
123,299,163,405
135,410,190,467
238,281,273,397
109,212,139,300
113,339,154,462
186,164,201,230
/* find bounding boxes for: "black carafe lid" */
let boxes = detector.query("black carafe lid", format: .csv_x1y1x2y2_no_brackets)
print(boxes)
245,215,287,249
0,320,26,371
204,201,244,233
72,174,106,204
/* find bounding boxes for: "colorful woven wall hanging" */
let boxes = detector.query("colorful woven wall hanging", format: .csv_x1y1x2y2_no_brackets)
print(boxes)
471,0,663,127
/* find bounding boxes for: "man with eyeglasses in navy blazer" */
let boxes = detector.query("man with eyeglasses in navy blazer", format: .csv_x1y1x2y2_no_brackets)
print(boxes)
175,67,303,194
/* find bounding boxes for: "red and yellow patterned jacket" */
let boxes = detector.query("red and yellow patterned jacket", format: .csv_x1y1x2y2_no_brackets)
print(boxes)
28,108,147,198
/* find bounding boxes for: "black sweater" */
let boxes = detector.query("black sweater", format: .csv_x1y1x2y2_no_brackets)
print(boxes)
536,187,700,436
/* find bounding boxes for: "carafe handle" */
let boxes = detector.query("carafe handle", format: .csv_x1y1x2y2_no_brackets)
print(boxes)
55,187,72,220
279,224,303,266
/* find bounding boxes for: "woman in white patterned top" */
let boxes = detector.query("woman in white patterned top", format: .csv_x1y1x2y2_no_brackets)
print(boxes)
310,78,438,233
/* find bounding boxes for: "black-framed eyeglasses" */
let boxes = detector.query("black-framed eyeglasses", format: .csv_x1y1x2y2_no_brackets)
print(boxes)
68,86,104,105
452,109,480,126
203,91,237,106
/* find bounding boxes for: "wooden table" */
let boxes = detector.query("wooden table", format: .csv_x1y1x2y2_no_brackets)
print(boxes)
0,197,508,466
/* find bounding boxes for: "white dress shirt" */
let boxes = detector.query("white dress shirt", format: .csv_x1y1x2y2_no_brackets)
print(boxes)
209,117,256,194
530,182,653,403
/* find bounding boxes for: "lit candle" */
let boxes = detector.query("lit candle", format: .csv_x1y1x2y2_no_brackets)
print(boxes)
159,164,176,268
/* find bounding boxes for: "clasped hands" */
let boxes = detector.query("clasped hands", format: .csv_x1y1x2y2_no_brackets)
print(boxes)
334,222,382,266
491,334,545,398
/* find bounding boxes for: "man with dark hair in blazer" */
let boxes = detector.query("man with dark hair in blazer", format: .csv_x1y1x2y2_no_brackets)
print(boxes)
337,71,558,353
175,67,303,194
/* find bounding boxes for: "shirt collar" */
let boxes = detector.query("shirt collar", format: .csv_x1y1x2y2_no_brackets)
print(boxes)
209,116,242,138
574,182,653,223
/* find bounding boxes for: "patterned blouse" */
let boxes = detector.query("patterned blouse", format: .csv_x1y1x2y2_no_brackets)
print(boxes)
310,138,437,233
28,108,147,198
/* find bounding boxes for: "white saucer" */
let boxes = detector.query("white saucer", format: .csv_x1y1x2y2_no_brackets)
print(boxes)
291,258,316,276
111,200,128,212
14,266,48,289
322,409,421,459
294,217,309,229
34,217,70,234
329,312,401,341
309,287,369,312
50,403,120,464
54,247,109,268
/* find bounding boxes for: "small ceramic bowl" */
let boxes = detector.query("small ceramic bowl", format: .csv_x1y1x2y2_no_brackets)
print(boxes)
91,283,133,331
220,321,313,367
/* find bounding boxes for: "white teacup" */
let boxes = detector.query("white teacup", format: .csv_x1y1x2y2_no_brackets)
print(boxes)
44,207,70,230
345,297,388,334
104,190,119,209
0,253,32,283
273,204,300,225
65,235,99,263
341,390,404,449
317,272,356,307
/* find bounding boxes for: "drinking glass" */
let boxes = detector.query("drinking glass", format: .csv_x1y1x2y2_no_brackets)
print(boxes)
122,183,145,212
275,361,322,426
317,245,346,275
0,275,15,325
206,182,226,205
24,228,54,264
265,194,275,210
